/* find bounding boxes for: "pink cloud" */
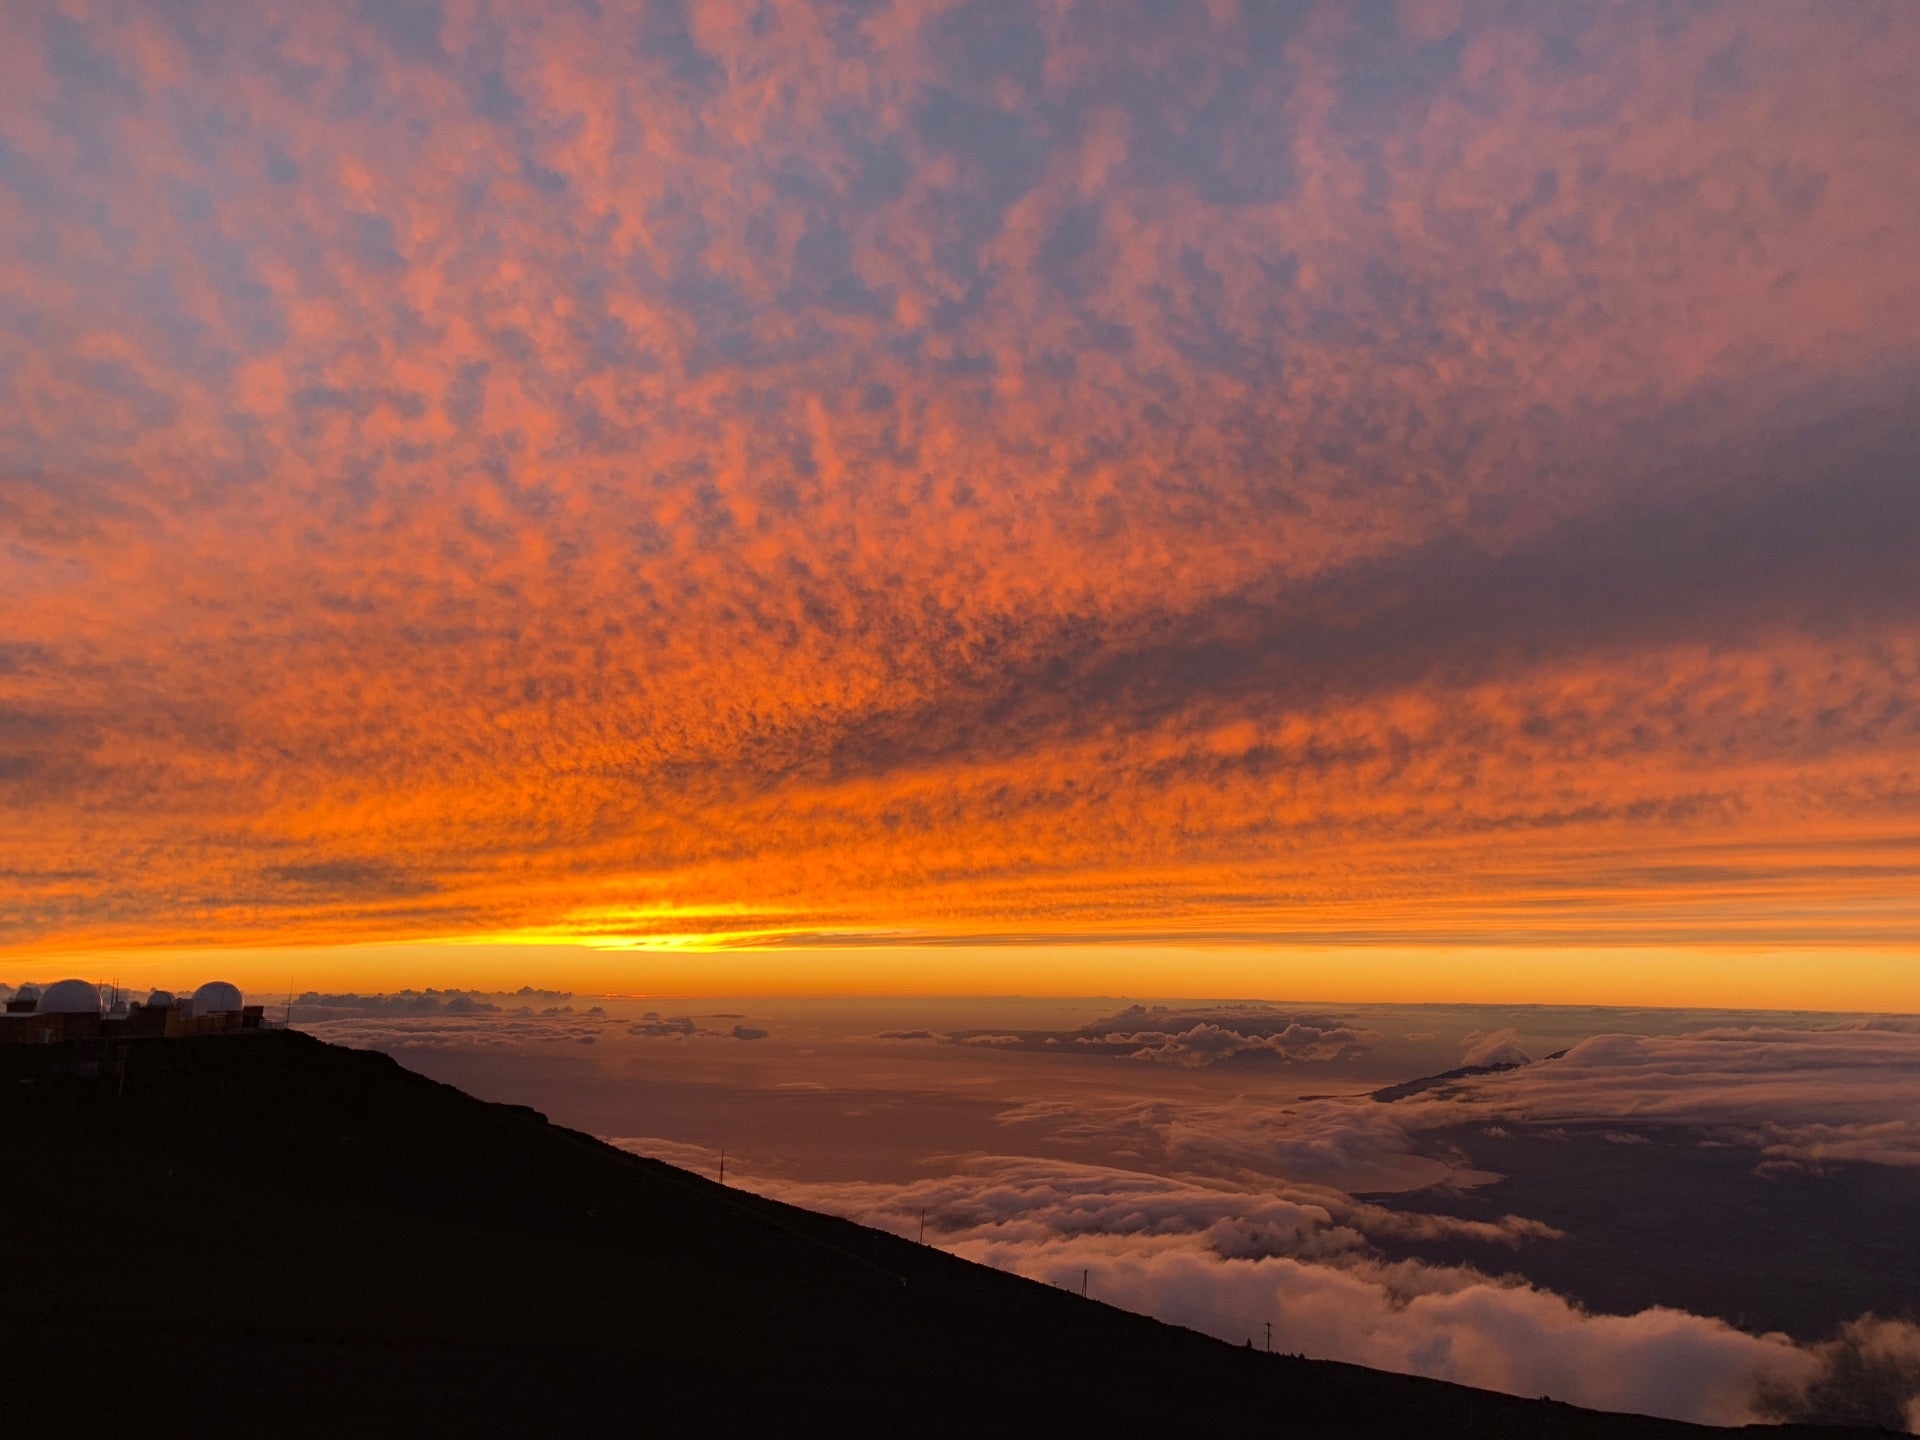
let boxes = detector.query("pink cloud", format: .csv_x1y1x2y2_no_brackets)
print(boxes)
0,2,1917,954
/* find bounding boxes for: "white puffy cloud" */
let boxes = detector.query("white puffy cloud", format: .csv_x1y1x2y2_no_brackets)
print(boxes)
1461,1028,1531,1067
298,1011,608,1050
940,1005,1384,1068
1099,1019,1383,1067
609,1136,727,1177
1757,1316,1920,1431
1005,1245,1815,1427
630,1014,699,1037
995,1089,1447,1192
295,999,788,1050
603,1021,1920,1429
330,1004,1920,1428
990,1021,1920,1190
642,1147,1900,1427
1397,1022,1920,1171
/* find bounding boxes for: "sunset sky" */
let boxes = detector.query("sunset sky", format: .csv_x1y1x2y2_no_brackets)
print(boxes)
3,0,1919,1004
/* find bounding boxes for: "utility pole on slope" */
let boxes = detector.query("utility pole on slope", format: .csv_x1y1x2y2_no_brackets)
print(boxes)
1081,1268,1088,1298
1266,1321,1273,1353
718,1148,726,1185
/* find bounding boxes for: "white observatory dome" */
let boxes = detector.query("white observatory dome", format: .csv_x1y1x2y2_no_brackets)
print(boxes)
40,979,102,1014
190,980,243,1015
146,990,176,1008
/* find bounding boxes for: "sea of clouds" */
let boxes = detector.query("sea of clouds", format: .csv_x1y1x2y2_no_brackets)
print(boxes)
619,1016,1920,1430
280,990,780,1052
884,1004,1383,1067
218,988,1920,1429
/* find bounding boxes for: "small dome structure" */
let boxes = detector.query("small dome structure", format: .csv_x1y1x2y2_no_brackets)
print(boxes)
190,980,243,1015
40,979,102,1014
146,989,176,1008
15,984,40,1004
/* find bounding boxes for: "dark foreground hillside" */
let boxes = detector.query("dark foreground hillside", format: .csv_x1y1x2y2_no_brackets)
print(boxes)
0,1032,1865,1438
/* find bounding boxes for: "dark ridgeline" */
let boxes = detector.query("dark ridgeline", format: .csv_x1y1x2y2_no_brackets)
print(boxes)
0,1033,1861,1438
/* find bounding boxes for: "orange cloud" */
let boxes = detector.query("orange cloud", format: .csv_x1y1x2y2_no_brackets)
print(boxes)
0,1,1918,994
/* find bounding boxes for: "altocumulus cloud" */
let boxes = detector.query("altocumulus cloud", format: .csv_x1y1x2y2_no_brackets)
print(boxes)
0,2,1918,951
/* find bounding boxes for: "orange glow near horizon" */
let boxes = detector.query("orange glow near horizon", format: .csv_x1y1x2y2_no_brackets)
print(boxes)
3,3,1920,1007
17,939,1920,1016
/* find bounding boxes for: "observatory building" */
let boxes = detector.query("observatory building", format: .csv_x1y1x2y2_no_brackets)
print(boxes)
40,979,100,1013
188,981,244,1017
0,979,263,1044
1,979,104,1043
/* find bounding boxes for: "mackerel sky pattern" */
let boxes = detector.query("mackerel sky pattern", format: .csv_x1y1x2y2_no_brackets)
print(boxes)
2,1,1918,958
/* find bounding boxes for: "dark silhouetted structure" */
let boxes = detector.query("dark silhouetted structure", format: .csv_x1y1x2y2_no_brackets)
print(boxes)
0,1030,1861,1440
0,978,262,1045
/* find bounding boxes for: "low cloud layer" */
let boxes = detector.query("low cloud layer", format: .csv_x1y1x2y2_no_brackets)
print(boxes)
921,1004,1383,1068
626,1010,770,1042
978,1019,1920,1191
1757,1318,1920,1432
289,997,1920,1427
290,986,600,1048
1390,1021,1920,1173
289,987,573,1020
1460,1028,1531,1068
293,995,774,1051
634,1146,1910,1428
300,1014,607,1050
610,1018,1920,1429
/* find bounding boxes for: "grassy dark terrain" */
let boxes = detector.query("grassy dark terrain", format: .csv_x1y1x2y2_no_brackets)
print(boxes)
0,1031,1868,1438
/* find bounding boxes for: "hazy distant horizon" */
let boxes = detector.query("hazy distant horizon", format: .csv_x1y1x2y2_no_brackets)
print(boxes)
232,988,1920,1428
